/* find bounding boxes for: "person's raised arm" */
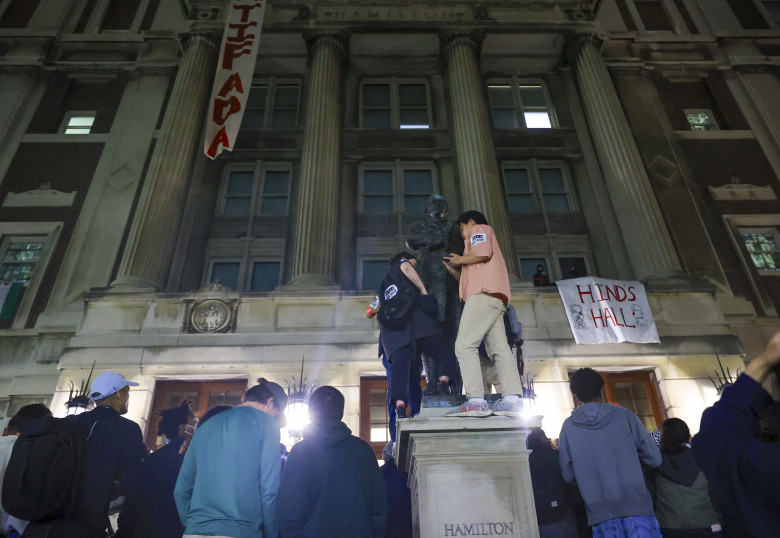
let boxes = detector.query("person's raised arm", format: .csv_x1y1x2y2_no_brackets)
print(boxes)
744,330,780,384
400,261,428,295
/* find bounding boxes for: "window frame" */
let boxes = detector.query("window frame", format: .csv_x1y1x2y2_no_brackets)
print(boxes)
486,78,557,130
59,111,97,135
217,162,293,218
247,259,282,292
359,78,432,130
740,226,780,276
683,108,720,131
500,160,576,216
241,79,301,131
0,222,62,329
358,161,438,215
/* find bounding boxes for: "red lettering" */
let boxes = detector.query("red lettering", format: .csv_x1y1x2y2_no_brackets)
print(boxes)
618,308,636,328
227,21,257,42
627,286,637,302
591,309,605,327
222,40,254,70
577,285,594,304
595,284,607,301
605,285,628,302
218,73,244,97
212,96,241,125
206,126,230,159
604,307,616,326
233,2,263,23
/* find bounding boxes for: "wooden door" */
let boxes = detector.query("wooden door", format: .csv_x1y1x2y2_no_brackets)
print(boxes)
602,372,665,431
359,377,390,460
145,379,247,450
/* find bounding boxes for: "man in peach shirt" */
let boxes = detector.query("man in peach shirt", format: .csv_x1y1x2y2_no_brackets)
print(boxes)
443,210,524,415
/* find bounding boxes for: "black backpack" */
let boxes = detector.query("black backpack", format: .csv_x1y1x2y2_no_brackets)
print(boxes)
2,415,86,522
376,262,417,330
529,451,568,524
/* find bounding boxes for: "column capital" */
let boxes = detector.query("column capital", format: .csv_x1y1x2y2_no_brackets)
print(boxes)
303,30,350,61
439,30,486,59
563,30,608,55
175,28,221,53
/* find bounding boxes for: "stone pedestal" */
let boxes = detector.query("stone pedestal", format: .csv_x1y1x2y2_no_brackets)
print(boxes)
396,415,541,538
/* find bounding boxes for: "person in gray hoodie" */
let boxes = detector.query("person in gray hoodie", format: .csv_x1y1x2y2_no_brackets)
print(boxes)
559,368,662,538
276,386,386,537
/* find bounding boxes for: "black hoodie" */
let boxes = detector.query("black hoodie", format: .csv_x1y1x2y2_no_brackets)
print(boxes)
276,420,386,537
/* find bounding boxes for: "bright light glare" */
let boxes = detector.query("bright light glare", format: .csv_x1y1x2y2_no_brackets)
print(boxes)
524,112,552,129
400,124,430,129
280,401,309,449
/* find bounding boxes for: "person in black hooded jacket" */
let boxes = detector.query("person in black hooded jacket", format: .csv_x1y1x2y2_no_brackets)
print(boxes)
276,386,386,537
650,418,721,537
117,401,197,538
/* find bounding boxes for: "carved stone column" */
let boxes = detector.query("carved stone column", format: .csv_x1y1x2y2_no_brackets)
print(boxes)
287,33,347,287
442,32,518,275
569,36,683,282
112,32,218,290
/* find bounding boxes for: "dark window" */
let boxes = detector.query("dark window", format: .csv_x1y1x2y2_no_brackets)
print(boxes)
249,262,281,292
635,0,674,31
0,0,40,28
520,258,548,284
240,82,300,131
210,262,240,290
763,1,780,24
558,257,588,279
102,0,141,31
725,0,770,29
362,260,387,291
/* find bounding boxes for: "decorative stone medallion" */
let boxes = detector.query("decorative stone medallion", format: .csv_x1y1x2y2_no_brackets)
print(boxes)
190,299,232,333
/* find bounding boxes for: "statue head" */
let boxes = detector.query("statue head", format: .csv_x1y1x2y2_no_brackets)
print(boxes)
425,194,448,219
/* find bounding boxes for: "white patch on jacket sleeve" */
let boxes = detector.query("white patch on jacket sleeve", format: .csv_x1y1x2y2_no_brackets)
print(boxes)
470,233,486,246
384,284,398,300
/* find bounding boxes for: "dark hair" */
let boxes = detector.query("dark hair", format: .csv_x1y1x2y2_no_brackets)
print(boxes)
659,417,690,455
456,210,488,225
526,428,553,453
156,400,193,439
198,405,232,428
569,368,605,403
245,380,276,407
389,252,416,266
309,386,345,423
8,403,52,434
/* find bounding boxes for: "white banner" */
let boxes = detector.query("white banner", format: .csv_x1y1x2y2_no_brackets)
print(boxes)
556,277,660,345
204,0,267,159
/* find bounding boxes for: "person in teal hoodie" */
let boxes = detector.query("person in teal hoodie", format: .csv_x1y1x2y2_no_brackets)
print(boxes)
559,368,662,538
276,386,386,537
174,379,287,538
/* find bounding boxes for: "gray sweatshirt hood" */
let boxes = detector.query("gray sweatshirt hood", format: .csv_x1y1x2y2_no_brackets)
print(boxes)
571,401,618,429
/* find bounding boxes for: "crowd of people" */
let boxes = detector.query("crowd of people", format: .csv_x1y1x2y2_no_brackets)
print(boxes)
0,207,778,538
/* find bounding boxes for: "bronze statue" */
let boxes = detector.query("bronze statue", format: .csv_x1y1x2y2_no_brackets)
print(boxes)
406,194,463,390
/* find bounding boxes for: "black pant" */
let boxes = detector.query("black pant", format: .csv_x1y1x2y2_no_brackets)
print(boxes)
388,333,457,404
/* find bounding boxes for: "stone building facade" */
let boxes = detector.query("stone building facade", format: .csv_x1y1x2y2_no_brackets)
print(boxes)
0,0,778,454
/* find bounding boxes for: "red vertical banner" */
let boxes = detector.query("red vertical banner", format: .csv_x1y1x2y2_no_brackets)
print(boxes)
204,0,267,160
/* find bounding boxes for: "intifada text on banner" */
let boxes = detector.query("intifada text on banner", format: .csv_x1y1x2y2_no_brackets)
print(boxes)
204,1,266,159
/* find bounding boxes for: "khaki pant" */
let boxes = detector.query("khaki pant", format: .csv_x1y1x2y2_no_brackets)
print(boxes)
455,293,522,398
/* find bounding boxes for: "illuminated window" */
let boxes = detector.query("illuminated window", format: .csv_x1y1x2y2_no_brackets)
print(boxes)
488,81,554,129
684,109,719,131
741,228,780,274
361,80,430,129
61,112,96,134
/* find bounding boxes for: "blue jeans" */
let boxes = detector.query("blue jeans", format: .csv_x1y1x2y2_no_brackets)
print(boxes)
382,350,422,442
592,516,662,538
